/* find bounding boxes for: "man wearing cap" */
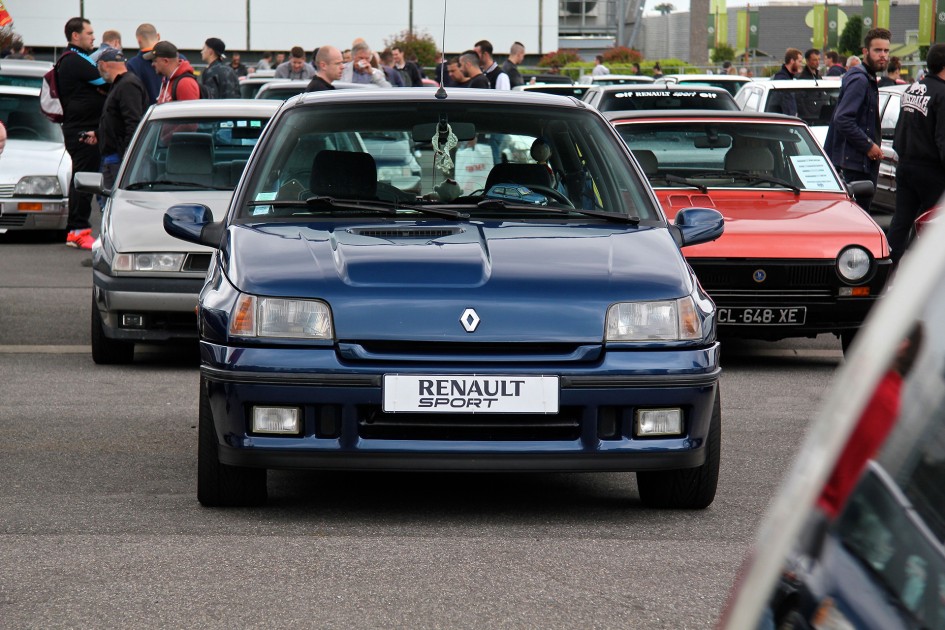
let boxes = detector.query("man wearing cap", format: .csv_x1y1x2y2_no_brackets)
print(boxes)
201,37,240,99
147,41,201,103
81,49,149,190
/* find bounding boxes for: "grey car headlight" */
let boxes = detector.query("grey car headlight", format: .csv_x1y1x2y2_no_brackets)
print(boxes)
837,246,871,283
112,253,185,272
606,297,702,342
14,176,63,197
229,294,334,340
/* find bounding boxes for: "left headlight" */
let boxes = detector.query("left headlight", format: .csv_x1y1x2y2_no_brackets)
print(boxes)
606,297,702,342
837,246,872,283
14,176,63,197
229,294,334,340
112,253,185,272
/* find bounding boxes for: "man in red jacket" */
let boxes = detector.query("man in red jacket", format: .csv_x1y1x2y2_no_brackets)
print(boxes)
146,41,200,103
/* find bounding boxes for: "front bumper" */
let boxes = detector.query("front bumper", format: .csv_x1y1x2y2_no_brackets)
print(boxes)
201,342,721,472
0,198,68,231
93,270,205,342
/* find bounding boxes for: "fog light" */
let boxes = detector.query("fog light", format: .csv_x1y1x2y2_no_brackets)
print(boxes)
121,314,145,328
253,407,301,434
839,286,870,297
635,408,683,436
17,202,43,211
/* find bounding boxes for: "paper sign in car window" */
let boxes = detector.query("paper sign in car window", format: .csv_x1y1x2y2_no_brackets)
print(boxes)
790,155,843,191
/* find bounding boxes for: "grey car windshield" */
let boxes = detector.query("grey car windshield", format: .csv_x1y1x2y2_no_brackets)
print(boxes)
240,101,656,220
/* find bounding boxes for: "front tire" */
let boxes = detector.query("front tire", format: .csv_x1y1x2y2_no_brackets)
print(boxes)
637,389,721,509
197,376,267,507
91,299,134,364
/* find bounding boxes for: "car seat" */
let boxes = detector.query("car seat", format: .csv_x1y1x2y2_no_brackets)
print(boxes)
310,150,377,199
724,146,774,174
631,149,659,176
165,132,215,186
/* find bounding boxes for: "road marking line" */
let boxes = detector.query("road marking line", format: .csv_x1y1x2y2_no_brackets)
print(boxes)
0,345,90,354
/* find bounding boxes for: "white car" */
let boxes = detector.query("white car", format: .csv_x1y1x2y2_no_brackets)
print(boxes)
734,79,840,145
0,86,70,236
577,74,654,86
0,59,52,89
74,99,280,364
652,73,752,97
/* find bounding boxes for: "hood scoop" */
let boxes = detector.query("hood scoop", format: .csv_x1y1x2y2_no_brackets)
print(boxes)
349,226,466,239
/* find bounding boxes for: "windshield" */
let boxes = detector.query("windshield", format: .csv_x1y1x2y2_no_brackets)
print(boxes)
598,89,738,112
240,100,656,221
0,75,44,89
616,121,844,192
766,87,840,126
120,116,270,191
0,93,63,142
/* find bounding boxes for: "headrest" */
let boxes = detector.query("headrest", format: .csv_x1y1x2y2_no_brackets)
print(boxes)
166,132,214,176
724,146,774,173
484,162,554,192
632,149,658,175
310,150,377,199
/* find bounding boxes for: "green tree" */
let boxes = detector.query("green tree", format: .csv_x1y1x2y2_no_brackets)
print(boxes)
838,15,863,56
711,43,736,63
384,29,439,68
654,3,675,14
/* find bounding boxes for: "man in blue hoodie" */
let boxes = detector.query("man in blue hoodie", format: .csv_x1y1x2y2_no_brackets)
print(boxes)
822,28,891,211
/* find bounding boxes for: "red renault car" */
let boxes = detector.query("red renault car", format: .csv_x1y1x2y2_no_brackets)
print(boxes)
610,111,892,351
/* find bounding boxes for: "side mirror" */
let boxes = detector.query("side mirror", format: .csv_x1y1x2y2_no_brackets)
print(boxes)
74,171,109,197
163,204,223,249
673,207,724,247
847,180,875,202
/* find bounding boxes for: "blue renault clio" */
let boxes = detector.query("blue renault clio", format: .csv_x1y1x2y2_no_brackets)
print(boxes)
163,89,725,508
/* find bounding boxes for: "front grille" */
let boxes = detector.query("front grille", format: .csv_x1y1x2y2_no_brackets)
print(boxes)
353,341,588,357
0,214,27,227
183,253,212,272
357,405,582,441
691,261,834,291
351,227,464,239
0,184,16,198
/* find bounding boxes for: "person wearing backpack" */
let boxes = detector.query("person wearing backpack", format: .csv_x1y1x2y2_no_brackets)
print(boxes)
146,41,201,103
200,38,240,99
57,17,108,249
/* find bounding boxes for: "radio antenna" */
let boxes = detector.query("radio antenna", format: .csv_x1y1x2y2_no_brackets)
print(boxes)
435,0,448,99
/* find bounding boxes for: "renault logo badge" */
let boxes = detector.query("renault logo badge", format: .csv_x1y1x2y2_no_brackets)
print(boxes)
753,269,767,283
460,308,480,332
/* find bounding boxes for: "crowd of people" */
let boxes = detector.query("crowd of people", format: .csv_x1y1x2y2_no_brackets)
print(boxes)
43,17,532,249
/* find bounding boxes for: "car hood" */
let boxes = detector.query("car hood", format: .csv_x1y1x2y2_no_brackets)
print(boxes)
0,140,68,184
106,189,232,253
657,191,888,258
222,221,694,342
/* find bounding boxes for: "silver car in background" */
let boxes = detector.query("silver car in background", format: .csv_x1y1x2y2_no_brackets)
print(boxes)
76,99,280,364
0,86,70,236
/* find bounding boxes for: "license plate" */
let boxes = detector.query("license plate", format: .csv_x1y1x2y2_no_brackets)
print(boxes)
383,375,559,413
717,306,807,325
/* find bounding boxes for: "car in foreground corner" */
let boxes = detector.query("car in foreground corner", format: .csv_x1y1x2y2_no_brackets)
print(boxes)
611,111,891,351
582,84,738,113
163,88,726,508
75,99,280,364
720,199,945,630
0,86,70,235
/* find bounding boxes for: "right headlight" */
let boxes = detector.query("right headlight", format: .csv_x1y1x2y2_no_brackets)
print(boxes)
14,176,62,197
229,294,333,340
606,297,702,342
837,246,872,283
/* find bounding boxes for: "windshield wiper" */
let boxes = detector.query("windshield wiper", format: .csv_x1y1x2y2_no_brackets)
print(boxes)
476,198,640,224
248,196,397,214
126,180,230,191
729,171,801,195
662,174,708,194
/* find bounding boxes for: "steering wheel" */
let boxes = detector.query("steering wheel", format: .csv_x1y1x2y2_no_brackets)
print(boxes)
526,185,575,208
6,126,41,140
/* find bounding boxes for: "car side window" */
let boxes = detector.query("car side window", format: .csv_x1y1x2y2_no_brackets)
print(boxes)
744,88,761,112
881,95,901,139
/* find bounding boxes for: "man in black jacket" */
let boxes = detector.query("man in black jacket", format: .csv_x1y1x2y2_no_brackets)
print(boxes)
58,17,108,249
888,43,945,262
81,49,149,190
771,48,803,116
200,37,240,99
501,42,526,88
798,49,822,80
